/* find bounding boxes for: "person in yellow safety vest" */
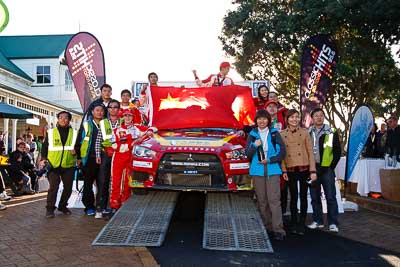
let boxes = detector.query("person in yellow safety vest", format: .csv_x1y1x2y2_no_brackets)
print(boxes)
75,103,105,216
307,108,341,233
40,111,78,218
93,99,121,219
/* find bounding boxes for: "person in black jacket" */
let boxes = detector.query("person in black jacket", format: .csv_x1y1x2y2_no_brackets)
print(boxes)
363,123,383,158
84,83,113,121
8,142,35,195
386,114,400,161
307,108,341,233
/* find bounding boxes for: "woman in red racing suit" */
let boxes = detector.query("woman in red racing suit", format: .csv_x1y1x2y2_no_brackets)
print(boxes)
109,109,154,210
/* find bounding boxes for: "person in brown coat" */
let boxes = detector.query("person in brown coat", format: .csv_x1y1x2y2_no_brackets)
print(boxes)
280,109,316,235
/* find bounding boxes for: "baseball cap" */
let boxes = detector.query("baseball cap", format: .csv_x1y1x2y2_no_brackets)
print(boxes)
264,100,278,108
121,109,134,116
220,62,231,69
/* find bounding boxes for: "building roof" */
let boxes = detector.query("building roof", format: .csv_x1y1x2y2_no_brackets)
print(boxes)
0,50,34,81
0,34,74,59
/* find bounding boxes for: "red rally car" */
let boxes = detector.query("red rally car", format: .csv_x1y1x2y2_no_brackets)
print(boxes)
130,85,256,191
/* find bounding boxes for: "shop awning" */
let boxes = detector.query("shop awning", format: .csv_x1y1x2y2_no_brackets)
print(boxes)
0,102,33,119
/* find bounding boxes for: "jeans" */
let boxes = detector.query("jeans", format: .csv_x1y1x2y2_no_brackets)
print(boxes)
310,167,339,225
82,157,100,211
97,152,112,211
280,179,288,215
287,170,309,225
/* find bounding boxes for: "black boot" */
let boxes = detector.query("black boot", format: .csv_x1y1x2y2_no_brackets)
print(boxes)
289,217,297,234
46,210,55,218
58,207,72,215
296,217,306,235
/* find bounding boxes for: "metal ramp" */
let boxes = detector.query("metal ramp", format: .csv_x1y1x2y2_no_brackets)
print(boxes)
92,191,179,247
203,193,273,253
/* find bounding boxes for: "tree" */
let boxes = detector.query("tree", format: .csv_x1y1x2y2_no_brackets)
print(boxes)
220,0,400,149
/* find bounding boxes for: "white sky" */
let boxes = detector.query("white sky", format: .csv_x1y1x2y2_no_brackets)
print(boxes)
2,0,242,96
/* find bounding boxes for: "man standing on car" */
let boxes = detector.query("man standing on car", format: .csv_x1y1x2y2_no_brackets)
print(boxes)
41,111,77,218
307,108,341,233
192,62,234,87
139,72,158,123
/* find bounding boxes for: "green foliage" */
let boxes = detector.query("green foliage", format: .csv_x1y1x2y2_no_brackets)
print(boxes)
220,0,400,145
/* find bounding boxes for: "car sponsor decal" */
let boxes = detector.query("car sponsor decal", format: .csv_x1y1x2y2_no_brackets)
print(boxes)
232,144,243,150
184,170,198,174
156,135,229,147
229,162,250,170
132,161,153,168
141,143,152,148
170,162,210,167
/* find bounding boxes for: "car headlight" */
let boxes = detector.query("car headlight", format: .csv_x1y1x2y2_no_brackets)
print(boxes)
225,148,247,159
133,146,156,158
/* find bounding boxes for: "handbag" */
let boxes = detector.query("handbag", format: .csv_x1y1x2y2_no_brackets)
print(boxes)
56,167,97,208
36,175,50,192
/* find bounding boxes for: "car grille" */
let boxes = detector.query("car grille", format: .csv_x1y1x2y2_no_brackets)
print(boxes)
159,173,212,186
157,153,224,187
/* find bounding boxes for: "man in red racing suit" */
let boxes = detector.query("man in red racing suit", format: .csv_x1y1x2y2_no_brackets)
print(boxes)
110,109,155,210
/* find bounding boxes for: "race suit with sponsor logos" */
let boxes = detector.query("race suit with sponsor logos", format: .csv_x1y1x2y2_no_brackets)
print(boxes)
110,123,142,209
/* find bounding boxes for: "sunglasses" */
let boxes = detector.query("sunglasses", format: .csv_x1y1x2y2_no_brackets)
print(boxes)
108,106,120,109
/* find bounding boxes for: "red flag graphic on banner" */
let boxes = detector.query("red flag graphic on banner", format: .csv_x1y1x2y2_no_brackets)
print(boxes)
148,85,256,130
65,32,106,111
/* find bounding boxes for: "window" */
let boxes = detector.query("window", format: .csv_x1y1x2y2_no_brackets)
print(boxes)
36,66,51,84
65,70,73,91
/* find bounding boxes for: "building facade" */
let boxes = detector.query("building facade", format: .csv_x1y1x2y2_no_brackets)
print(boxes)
0,34,83,153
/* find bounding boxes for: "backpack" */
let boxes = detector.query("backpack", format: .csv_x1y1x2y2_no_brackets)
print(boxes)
250,128,278,151
270,131,277,151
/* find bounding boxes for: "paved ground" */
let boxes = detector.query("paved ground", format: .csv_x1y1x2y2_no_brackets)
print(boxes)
150,192,400,267
0,192,158,267
0,191,399,266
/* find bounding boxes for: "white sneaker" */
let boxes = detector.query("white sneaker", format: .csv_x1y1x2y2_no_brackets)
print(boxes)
0,203,7,210
329,224,339,233
0,192,11,201
95,211,103,219
307,221,324,229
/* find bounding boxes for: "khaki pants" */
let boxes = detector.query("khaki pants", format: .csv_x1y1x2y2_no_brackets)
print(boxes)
253,174,285,235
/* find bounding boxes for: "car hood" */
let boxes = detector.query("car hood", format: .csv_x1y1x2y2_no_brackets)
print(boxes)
139,129,244,150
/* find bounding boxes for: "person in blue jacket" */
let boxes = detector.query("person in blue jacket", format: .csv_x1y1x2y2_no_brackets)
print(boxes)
245,109,286,240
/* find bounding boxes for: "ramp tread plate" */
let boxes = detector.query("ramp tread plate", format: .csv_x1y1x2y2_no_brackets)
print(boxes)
93,191,178,247
205,193,231,214
203,193,273,253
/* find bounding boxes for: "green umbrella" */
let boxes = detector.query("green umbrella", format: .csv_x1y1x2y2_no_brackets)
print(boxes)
0,102,33,119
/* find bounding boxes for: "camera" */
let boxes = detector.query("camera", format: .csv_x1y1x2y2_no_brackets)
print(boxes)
36,161,53,176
